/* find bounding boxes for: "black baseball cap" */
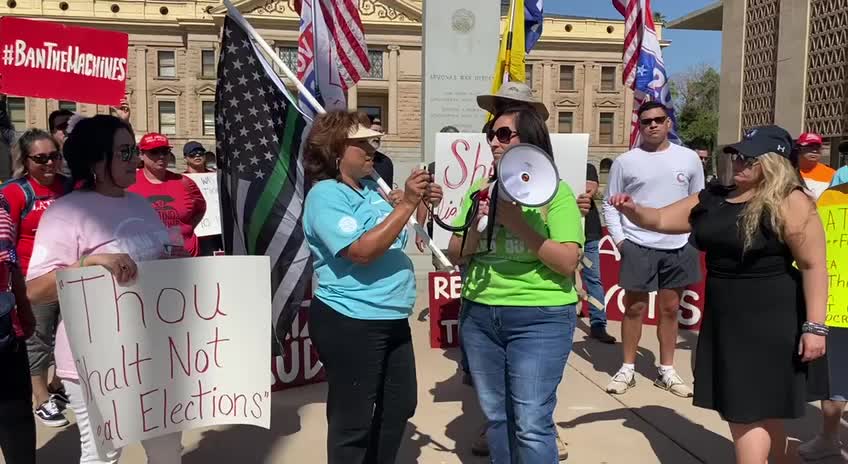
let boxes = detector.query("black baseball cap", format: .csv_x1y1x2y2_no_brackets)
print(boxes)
183,141,205,156
723,125,793,159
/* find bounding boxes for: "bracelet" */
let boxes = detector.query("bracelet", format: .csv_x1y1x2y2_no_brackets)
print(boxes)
79,255,87,267
802,321,829,336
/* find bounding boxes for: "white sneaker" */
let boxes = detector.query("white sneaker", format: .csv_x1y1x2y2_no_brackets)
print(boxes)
654,370,693,398
799,435,844,461
606,368,635,395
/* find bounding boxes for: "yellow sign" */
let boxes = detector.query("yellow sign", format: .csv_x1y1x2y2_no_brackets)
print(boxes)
819,185,848,327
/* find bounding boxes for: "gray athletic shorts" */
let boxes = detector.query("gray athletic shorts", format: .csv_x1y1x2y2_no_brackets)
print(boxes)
618,240,701,293
828,327,848,401
25,301,61,375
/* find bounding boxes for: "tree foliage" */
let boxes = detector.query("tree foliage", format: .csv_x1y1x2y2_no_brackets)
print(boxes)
673,65,720,152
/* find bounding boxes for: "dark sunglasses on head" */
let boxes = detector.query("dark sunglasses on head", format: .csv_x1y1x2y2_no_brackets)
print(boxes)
486,127,519,144
119,145,141,162
28,151,62,165
639,116,668,126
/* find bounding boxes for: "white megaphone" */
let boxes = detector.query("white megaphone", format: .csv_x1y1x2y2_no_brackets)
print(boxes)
477,143,560,232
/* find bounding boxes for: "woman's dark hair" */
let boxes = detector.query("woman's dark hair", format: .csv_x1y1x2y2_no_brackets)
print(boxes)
304,111,361,183
62,115,134,190
12,129,59,178
491,107,554,157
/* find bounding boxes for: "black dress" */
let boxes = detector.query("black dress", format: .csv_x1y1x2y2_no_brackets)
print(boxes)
688,186,828,424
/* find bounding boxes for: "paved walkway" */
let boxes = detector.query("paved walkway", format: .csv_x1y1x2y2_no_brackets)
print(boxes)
10,287,845,463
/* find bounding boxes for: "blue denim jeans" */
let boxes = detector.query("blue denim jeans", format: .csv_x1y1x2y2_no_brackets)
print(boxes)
460,300,576,464
581,240,607,328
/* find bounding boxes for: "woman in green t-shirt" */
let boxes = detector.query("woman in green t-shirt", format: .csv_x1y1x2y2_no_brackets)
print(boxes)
447,107,584,463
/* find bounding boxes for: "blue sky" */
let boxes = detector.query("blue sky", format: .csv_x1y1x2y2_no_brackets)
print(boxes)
546,0,721,78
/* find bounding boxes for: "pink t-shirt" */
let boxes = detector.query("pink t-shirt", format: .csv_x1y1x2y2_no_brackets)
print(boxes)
27,191,170,380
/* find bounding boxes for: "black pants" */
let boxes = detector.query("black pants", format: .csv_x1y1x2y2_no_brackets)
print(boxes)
0,341,36,464
310,298,417,464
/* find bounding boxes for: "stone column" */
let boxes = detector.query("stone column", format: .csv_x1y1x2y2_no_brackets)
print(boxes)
542,63,553,131
582,63,595,139
135,47,149,135
347,85,358,111
773,0,812,136
388,45,400,135
717,0,749,145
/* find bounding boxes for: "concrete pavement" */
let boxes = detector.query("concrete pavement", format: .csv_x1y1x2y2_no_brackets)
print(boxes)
9,283,845,464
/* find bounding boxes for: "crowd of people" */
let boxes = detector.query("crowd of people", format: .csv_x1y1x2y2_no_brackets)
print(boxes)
1,77,847,464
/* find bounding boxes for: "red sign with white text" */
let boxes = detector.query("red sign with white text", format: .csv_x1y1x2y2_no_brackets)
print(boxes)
428,230,707,349
0,17,128,105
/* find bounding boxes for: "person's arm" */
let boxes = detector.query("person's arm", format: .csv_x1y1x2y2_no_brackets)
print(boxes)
602,160,626,245
11,266,34,338
183,176,207,229
781,189,827,361
446,182,488,264
496,185,582,276
690,153,706,194
28,254,139,305
608,192,700,235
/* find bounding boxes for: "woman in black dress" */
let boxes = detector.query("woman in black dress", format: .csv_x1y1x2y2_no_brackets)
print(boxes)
609,125,829,464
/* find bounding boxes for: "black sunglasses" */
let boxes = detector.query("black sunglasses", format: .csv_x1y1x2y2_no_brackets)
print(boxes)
118,145,140,162
486,127,519,144
729,152,759,167
186,150,206,158
639,116,668,126
28,151,62,165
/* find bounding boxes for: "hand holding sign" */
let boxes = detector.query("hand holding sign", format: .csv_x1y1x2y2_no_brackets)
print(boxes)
84,253,138,284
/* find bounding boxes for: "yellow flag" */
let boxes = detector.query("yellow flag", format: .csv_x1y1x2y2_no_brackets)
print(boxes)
489,0,527,95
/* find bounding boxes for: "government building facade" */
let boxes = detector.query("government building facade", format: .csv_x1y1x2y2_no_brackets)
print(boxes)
1,0,663,172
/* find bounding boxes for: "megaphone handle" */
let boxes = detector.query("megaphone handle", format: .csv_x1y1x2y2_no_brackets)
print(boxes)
371,173,454,270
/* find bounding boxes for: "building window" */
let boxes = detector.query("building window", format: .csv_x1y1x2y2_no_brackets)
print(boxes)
6,98,25,129
158,101,177,135
358,106,382,126
559,65,575,90
277,46,298,74
201,50,216,78
599,112,614,144
558,112,573,133
158,51,176,78
202,101,215,136
601,66,616,91
366,50,383,79
58,101,77,112
525,64,533,87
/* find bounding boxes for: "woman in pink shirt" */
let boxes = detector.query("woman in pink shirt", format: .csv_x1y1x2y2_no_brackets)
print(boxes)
26,116,182,464
128,133,206,256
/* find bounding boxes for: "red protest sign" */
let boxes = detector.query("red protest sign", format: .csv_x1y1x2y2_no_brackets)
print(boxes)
0,17,128,106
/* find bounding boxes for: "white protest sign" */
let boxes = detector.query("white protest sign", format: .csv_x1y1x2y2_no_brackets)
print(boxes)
432,133,590,248
185,173,221,237
56,256,271,453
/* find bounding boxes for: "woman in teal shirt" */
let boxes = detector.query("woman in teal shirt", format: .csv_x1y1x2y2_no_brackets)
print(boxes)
302,111,437,464
447,107,584,463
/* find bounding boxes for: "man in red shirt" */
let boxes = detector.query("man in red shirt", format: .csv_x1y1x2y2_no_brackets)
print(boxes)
128,133,206,256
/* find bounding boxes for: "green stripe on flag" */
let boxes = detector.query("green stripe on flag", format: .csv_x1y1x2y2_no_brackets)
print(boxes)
247,108,299,254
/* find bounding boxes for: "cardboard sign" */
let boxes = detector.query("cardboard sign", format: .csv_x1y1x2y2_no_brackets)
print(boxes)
432,133,589,248
56,257,271,452
185,173,222,237
819,185,848,328
428,229,707,349
0,17,128,105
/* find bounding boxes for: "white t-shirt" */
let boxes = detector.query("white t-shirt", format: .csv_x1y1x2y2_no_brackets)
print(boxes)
27,190,170,380
603,143,705,250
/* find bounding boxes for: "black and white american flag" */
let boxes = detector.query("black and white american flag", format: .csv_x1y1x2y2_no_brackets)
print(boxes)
215,15,312,355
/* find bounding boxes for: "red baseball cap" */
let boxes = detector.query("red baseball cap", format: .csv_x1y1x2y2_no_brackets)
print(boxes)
139,133,172,151
796,132,823,147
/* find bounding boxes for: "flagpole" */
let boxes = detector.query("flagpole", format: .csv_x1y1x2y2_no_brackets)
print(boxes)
222,0,453,270
503,0,518,84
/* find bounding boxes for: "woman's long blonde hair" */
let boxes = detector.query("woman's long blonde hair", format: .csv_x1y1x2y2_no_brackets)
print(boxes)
738,152,807,252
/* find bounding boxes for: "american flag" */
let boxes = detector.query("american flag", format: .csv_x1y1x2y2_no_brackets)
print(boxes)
613,0,680,148
216,14,312,354
295,0,370,116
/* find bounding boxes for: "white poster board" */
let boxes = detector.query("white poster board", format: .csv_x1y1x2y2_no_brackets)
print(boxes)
185,173,221,237
56,256,271,453
422,0,500,163
432,133,590,248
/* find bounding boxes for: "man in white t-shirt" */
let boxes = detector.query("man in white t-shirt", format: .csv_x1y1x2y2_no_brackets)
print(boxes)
602,101,705,398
